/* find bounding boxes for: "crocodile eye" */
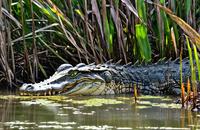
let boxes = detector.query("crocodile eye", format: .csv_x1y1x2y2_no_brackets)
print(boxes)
68,70,79,77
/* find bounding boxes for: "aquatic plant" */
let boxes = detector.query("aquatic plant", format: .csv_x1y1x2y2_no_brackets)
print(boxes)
186,78,191,106
181,83,185,108
133,84,138,103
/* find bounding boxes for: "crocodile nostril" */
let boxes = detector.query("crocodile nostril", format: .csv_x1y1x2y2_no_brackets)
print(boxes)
26,85,34,90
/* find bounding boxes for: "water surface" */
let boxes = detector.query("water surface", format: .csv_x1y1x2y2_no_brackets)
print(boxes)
0,94,199,130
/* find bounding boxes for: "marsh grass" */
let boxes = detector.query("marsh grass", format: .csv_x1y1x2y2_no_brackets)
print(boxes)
133,84,138,103
1,0,200,88
181,83,185,108
185,35,200,109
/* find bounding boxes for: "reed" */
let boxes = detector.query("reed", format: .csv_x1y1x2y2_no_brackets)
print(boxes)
186,78,191,106
193,44,200,81
133,84,138,103
186,36,197,109
1,0,200,87
181,83,185,108
179,46,183,89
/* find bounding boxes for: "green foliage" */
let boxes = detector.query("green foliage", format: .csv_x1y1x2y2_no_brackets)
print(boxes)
193,44,200,81
186,36,196,82
1,0,200,85
135,0,151,62
185,0,191,17
186,36,198,108
135,24,151,61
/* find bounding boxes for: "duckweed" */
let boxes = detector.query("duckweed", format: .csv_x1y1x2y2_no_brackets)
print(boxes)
71,98,124,107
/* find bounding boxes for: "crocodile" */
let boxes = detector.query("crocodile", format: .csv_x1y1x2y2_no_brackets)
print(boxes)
19,59,192,96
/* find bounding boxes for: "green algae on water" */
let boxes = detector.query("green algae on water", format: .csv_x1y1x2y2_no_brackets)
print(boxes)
0,95,68,102
71,98,124,107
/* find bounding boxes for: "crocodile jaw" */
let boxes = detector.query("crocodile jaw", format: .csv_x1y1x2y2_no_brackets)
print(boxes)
19,74,105,96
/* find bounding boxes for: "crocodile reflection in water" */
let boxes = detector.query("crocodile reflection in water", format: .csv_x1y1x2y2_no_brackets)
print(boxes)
19,58,193,96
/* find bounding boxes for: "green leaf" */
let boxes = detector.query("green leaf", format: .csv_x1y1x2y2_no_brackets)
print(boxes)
193,44,200,81
105,18,113,54
135,24,151,61
186,36,195,81
185,0,191,16
136,0,147,22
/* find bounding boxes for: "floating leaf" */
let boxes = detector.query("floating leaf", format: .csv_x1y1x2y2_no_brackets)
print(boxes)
72,98,124,107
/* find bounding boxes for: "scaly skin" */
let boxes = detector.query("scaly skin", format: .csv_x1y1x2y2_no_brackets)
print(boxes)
19,59,191,96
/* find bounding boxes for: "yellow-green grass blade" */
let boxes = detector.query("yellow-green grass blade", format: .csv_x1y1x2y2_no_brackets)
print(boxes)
193,44,200,81
135,24,151,61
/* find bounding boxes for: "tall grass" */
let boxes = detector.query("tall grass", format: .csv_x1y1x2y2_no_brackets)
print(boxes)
0,1,14,86
0,0,200,86
185,36,200,109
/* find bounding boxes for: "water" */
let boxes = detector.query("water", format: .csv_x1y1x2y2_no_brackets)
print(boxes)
0,95,199,130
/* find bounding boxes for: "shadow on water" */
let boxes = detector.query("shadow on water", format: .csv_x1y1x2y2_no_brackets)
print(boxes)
0,94,200,130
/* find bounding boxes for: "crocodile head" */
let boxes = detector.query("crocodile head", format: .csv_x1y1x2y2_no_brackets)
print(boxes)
19,63,112,96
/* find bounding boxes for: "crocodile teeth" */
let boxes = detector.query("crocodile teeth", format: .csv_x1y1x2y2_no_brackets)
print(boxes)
20,93,23,96
44,92,46,96
49,91,51,96
37,93,40,96
52,91,55,95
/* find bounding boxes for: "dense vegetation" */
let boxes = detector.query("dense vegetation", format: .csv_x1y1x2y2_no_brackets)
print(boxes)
0,0,200,88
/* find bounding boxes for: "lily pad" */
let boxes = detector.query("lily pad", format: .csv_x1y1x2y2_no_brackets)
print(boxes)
71,98,124,107
136,126,190,130
20,99,61,106
136,105,152,109
117,97,132,100
0,95,34,100
139,95,165,99
78,125,114,129
161,98,173,101
62,106,79,111
40,121,76,125
73,110,95,115
0,95,68,102
117,127,132,130
4,121,36,126
137,101,152,105
152,103,181,109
